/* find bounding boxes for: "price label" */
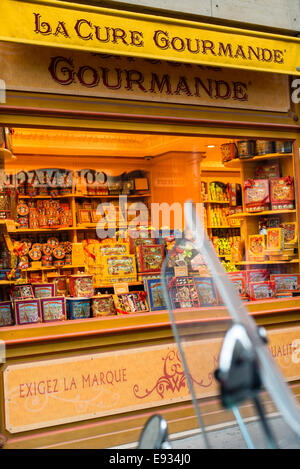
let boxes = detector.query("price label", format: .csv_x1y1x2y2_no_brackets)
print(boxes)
174,266,188,277
114,283,129,295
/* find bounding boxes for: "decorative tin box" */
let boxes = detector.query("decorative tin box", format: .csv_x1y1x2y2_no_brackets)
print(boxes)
168,276,200,309
266,228,284,251
32,283,55,298
102,255,137,283
282,222,297,245
227,272,248,299
244,179,270,212
66,297,91,320
40,297,66,322
113,291,148,314
11,283,34,300
254,161,280,180
256,140,276,155
276,141,293,154
99,242,129,257
237,140,256,158
245,269,269,293
220,142,238,163
15,299,42,325
270,177,294,210
193,277,217,307
129,235,156,254
51,275,68,296
69,274,94,298
144,277,167,311
248,281,275,301
136,244,165,274
0,301,14,327
248,234,266,261
91,295,117,317
270,274,300,293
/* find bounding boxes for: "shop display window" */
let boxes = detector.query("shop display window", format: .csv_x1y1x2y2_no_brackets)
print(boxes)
0,128,298,328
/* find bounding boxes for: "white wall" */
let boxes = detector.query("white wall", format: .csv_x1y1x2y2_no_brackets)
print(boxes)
94,0,300,32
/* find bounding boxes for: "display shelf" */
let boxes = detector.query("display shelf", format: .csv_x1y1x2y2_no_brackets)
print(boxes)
94,281,144,289
19,194,74,199
18,193,151,199
10,226,76,233
75,193,151,198
0,280,16,285
26,265,85,271
202,200,230,204
76,223,128,230
224,153,293,168
228,209,296,219
207,225,233,229
236,259,299,265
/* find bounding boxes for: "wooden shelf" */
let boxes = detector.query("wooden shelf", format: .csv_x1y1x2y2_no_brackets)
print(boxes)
11,226,76,233
202,200,230,204
236,259,299,265
0,280,16,285
228,209,296,219
224,153,293,168
207,225,234,229
19,194,73,199
18,193,151,199
75,193,151,198
94,281,143,289
26,265,85,272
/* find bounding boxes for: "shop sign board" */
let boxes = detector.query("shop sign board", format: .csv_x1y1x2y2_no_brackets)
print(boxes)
0,0,300,76
0,43,290,112
3,326,300,433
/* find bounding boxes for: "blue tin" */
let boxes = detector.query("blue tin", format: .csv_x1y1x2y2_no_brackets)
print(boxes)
66,297,91,320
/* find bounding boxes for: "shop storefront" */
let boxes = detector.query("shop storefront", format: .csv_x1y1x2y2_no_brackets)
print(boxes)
0,0,299,449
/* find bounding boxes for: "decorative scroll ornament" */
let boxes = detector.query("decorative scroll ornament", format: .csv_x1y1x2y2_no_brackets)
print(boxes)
133,349,215,400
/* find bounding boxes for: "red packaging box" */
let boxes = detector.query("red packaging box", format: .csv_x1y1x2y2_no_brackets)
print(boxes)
244,179,270,212
248,281,275,301
270,177,294,210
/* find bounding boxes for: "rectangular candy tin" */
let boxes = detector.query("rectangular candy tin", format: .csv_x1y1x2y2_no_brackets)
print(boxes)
40,297,66,322
0,301,14,327
66,297,91,320
15,299,42,325
32,283,55,298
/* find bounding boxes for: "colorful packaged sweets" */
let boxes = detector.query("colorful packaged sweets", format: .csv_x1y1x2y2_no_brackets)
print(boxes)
66,298,91,320
248,281,275,301
270,177,294,210
270,274,300,293
0,302,14,327
69,274,94,298
193,277,218,307
40,297,66,322
91,295,117,317
168,276,200,309
113,292,148,314
32,283,55,298
136,244,165,274
15,299,42,325
144,277,167,311
244,179,269,212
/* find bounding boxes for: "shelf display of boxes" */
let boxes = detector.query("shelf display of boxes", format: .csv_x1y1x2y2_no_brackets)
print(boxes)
0,135,299,330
